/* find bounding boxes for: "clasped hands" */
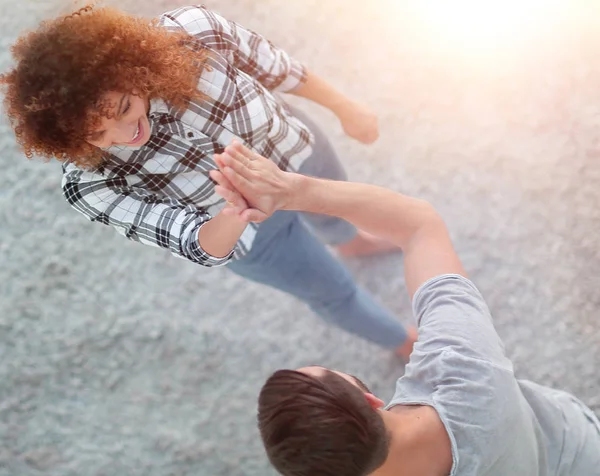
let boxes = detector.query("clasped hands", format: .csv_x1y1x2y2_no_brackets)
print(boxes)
209,141,299,223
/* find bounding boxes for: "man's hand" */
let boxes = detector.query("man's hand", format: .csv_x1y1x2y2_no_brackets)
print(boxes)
209,141,299,222
335,100,379,144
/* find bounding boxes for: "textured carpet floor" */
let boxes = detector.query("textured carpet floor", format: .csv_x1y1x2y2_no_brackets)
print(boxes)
1,1,599,475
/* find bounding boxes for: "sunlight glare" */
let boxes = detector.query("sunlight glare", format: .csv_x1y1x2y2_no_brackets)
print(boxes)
413,0,568,53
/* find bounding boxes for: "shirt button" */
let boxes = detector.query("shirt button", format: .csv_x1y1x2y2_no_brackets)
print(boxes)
187,132,194,138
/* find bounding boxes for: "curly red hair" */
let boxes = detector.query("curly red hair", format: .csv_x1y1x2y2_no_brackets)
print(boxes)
0,5,206,167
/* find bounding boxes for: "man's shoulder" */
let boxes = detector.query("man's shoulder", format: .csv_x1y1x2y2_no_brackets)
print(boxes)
411,274,513,371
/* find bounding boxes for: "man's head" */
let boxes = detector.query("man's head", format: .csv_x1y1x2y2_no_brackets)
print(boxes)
257,366,390,476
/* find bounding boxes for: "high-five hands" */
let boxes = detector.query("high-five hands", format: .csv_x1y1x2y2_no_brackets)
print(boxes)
210,141,298,223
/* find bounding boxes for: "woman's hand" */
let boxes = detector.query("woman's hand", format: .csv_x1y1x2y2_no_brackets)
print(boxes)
210,142,298,222
288,71,379,144
212,153,254,215
335,100,379,144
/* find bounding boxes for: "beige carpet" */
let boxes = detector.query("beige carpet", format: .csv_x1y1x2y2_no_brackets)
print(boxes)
1,1,599,474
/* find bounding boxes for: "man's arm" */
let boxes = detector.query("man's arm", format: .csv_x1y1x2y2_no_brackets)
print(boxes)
288,178,466,298
294,178,511,368
213,144,511,369
210,142,465,297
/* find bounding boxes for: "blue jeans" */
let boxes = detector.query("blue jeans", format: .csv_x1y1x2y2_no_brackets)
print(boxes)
227,107,408,349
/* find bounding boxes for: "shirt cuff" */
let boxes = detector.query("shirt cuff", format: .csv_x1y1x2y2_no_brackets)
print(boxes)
187,221,235,267
273,60,307,93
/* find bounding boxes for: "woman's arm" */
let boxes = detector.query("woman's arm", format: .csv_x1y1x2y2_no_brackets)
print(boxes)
289,71,379,144
162,6,378,144
161,6,306,93
62,166,246,267
198,161,251,258
197,209,248,258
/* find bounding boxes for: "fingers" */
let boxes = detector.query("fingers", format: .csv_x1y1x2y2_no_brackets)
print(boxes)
214,152,247,181
209,168,234,191
213,154,242,184
365,123,379,144
229,140,263,162
362,132,378,145
214,153,227,172
220,206,239,217
214,184,236,203
223,165,255,199
218,150,255,182
211,169,247,215
221,140,268,178
360,122,379,144
213,143,277,220
222,206,268,223
212,152,256,210
240,208,268,223
214,185,247,213
213,148,268,223
226,146,253,168
211,156,252,198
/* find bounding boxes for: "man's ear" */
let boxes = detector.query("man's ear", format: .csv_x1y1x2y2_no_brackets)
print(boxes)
364,392,385,409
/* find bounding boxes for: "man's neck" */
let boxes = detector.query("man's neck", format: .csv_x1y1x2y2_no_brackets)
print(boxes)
372,405,453,476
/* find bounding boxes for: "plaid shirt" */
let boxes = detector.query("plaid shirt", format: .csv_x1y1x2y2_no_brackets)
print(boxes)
62,5,313,267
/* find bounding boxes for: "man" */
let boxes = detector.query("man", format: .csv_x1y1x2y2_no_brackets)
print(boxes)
210,142,600,475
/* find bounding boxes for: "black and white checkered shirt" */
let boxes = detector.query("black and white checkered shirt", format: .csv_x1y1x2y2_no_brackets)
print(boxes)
62,5,314,267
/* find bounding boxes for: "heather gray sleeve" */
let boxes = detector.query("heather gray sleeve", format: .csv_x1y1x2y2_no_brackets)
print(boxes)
411,274,512,369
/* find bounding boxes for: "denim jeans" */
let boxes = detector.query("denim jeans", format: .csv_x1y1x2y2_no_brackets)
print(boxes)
226,107,408,348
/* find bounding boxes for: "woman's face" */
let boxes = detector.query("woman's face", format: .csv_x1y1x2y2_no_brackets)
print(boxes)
86,91,151,149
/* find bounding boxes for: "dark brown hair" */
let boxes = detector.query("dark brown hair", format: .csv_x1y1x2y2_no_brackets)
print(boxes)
0,4,206,167
257,369,390,476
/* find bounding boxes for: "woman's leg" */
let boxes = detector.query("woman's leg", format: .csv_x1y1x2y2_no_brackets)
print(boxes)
227,211,411,351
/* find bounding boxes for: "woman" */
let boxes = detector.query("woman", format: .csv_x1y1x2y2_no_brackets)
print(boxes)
1,4,416,357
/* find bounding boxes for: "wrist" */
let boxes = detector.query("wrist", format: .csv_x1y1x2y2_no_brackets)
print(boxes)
230,211,252,226
216,207,249,228
198,210,247,258
329,97,354,118
293,71,351,116
281,172,310,211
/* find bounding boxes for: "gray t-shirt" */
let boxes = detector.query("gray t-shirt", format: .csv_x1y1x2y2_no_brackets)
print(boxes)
386,274,600,476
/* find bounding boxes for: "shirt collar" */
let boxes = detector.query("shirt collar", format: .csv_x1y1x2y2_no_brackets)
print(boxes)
149,97,170,117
